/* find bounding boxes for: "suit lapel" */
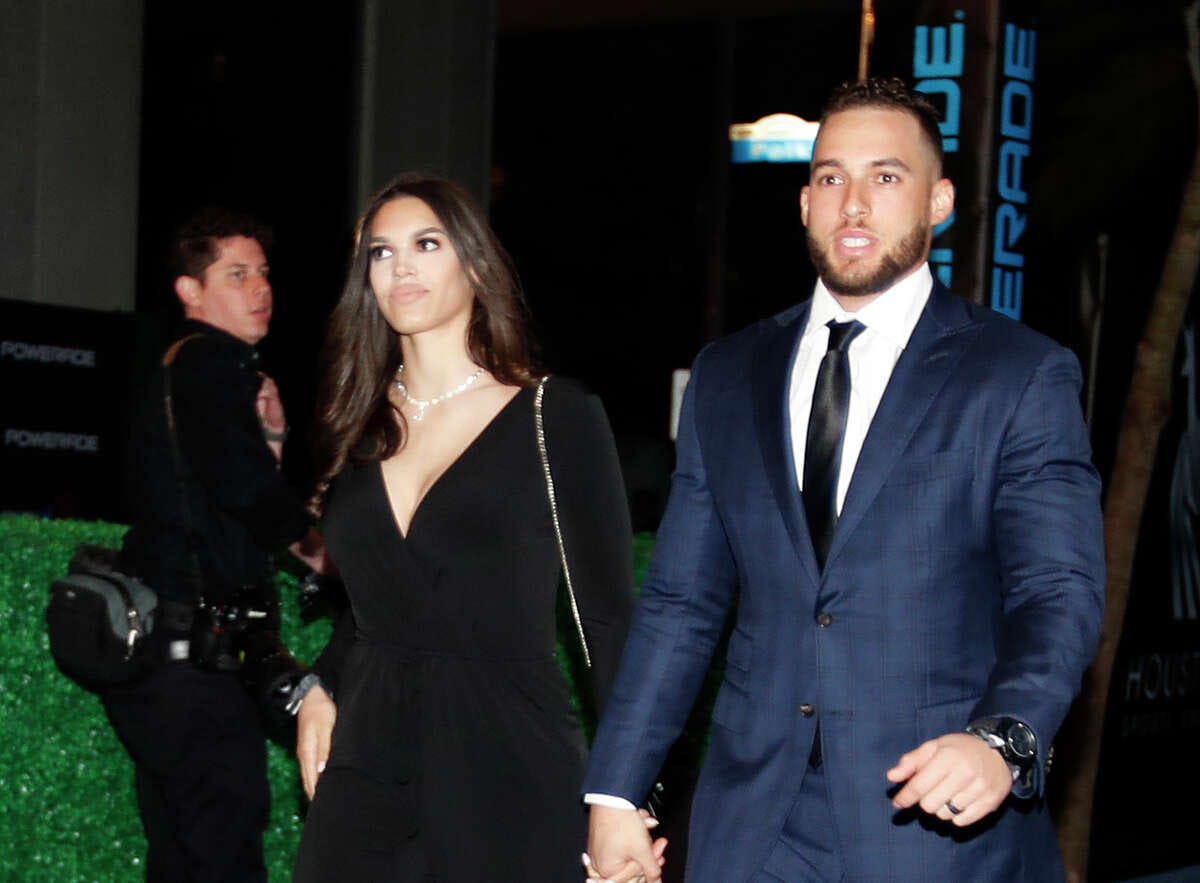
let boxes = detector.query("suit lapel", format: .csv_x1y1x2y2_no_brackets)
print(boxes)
825,285,981,569
751,302,822,585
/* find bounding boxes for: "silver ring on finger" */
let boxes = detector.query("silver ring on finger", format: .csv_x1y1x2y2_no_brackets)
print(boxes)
945,799,964,815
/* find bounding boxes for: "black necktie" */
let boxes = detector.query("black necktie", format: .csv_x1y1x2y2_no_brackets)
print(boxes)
803,319,865,570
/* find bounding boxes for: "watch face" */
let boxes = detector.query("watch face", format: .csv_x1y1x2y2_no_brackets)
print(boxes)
1007,722,1037,759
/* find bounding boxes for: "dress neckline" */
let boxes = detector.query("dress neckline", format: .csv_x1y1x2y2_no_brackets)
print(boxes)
378,385,533,541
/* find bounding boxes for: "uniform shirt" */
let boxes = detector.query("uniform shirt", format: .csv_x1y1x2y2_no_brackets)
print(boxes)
120,319,309,611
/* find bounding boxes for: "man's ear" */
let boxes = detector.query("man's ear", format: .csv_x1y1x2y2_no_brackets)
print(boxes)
174,276,201,315
799,186,811,227
930,178,955,225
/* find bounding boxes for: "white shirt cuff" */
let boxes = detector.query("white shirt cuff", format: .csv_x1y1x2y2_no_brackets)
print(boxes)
583,793,638,810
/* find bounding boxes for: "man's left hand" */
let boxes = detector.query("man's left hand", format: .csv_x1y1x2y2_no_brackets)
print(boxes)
256,374,287,459
886,732,1013,826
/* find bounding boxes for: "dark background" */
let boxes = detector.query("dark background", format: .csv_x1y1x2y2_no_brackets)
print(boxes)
129,1,1198,522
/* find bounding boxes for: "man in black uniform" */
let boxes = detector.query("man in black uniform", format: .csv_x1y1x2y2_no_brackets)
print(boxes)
103,208,326,881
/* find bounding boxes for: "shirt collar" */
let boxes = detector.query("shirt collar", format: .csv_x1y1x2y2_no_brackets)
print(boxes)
805,263,933,352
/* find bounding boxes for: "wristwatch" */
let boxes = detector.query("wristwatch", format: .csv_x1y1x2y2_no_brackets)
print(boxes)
965,716,1037,793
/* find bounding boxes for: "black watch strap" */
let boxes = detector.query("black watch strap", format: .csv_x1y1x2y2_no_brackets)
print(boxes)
966,716,1038,795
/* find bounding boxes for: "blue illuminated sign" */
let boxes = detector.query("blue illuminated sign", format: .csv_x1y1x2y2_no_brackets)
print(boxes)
914,11,965,289
991,22,1036,319
729,114,819,165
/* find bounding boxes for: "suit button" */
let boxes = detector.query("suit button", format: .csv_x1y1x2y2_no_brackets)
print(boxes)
816,612,834,627
799,703,815,717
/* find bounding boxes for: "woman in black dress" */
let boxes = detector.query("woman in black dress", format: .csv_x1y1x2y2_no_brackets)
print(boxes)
292,174,639,881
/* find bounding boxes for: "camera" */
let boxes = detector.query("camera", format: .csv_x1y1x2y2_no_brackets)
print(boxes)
296,569,344,621
190,584,307,731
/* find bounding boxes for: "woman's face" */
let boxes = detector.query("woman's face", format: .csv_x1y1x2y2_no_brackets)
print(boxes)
367,196,475,340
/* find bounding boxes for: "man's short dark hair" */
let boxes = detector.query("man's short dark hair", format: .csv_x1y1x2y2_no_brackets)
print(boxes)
168,207,273,281
820,77,945,173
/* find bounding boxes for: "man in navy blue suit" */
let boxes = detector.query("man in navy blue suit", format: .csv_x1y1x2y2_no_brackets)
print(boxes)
581,78,1105,882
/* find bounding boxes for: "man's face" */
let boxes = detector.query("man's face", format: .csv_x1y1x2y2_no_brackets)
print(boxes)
800,108,953,306
175,235,272,345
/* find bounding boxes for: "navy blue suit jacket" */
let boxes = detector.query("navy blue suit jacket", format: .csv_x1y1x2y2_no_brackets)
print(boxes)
583,282,1105,881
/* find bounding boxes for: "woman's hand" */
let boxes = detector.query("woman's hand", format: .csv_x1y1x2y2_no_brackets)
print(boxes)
582,808,667,882
296,685,337,799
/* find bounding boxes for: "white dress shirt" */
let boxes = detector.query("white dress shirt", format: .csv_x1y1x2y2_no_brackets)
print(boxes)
789,264,932,512
584,264,934,814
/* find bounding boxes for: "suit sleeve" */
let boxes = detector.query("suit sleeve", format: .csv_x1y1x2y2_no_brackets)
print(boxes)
542,379,635,717
975,343,1105,796
582,350,741,804
171,339,310,549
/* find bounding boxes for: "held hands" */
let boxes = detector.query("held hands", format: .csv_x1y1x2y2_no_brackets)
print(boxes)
886,732,1013,827
296,684,337,799
584,806,668,883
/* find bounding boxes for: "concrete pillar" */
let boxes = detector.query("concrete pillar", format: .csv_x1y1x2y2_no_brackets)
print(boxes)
354,0,496,211
0,0,143,311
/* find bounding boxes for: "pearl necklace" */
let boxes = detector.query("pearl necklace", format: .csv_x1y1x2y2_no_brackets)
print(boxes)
394,365,484,421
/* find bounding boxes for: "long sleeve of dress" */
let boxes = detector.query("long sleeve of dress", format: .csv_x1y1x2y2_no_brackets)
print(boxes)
541,378,635,717
311,606,356,698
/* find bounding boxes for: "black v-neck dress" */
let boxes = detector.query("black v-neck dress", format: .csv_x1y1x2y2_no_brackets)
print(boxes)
294,380,634,881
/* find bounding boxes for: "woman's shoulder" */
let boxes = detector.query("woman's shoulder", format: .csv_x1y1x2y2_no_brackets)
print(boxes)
537,374,605,414
536,374,614,436
537,373,598,402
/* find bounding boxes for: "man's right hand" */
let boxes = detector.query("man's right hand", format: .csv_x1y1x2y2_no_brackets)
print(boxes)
296,684,336,799
585,805,667,882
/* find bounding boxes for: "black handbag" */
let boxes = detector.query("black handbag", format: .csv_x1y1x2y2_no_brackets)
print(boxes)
46,544,159,689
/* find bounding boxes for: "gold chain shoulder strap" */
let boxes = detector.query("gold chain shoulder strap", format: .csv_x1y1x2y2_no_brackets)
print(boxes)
534,376,592,668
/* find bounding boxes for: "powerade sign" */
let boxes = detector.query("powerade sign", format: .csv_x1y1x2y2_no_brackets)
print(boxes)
0,298,135,518
991,23,1035,319
913,13,964,291
913,5,1036,318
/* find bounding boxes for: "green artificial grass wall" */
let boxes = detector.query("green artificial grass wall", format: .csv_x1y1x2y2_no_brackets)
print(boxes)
0,513,658,882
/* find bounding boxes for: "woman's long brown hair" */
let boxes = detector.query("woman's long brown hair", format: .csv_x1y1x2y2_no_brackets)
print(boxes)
310,173,538,516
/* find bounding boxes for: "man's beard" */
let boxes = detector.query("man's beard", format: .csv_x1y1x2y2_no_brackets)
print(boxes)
807,222,929,298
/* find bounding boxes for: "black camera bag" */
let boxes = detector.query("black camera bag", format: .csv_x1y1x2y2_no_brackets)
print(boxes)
46,545,158,690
